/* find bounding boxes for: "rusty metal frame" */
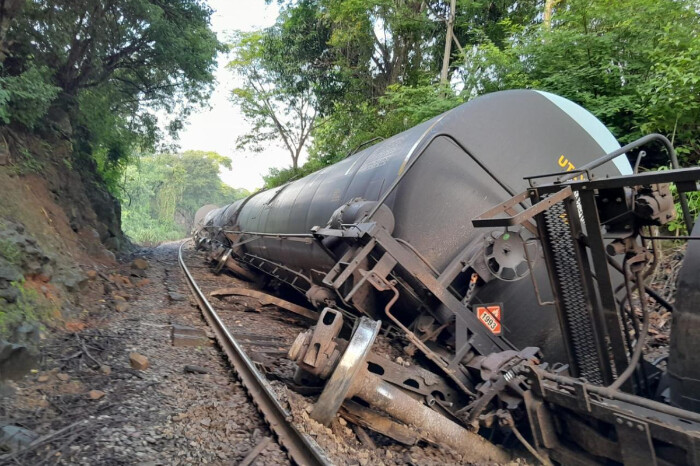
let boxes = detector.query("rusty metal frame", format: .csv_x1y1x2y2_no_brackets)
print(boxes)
525,365,700,465
471,186,571,232
314,221,517,400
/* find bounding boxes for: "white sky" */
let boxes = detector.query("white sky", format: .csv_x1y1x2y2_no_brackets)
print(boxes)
175,0,305,191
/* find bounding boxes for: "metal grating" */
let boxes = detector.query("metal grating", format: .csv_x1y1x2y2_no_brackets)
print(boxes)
543,201,604,385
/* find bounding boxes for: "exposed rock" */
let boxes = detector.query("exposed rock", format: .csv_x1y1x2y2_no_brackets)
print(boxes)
0,340,38,380
0,264,21,284
0,221,53,278
88,389,105,400
131,258,149,270
0,424,39,452
0,257,23,304
171,325,208,347
104,236,120,252
55,268,87,292
168,292,186,302
129,352,149,370
183,365,210,374
13,323,39,346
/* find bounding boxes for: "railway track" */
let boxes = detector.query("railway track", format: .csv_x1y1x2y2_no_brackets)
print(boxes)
178,240,329,466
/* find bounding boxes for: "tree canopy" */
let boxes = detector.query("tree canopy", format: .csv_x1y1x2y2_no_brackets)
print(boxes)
1,0,221,191
230,0,700,193
121,150,249,244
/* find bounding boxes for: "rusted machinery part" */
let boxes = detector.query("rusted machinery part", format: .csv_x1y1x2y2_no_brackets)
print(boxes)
178,241,329,466
210,287,320,321
212,248,232,274
298,310,511,463
224,256,259,282
211,247,259,282
349,369,512,463
311,316,381,425
340,400,419,445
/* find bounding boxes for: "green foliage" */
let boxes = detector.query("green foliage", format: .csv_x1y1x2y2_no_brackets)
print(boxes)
247,0,700,194
464,0,700,163
3,0,221,195
667,189,700,235
0,240,21,266
242,0,540,188
0,65,60,128
121,151,248,244
229,24,320,169
658,165,700,235
264,82,464,188
261,84,468,190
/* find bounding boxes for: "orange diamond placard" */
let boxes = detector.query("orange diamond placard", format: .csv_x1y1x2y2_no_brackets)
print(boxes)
476,304,502,335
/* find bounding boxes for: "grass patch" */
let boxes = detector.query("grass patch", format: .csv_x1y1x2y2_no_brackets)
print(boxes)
0,239,21,266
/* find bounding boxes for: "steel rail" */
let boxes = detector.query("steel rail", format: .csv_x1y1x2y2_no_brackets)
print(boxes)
177,240,329,466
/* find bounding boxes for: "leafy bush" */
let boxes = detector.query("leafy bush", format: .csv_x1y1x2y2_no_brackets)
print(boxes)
0,66,60,128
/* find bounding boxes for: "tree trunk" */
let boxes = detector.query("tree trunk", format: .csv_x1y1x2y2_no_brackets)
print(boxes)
439,0,456,86
544,0,560,29
0,0,23,63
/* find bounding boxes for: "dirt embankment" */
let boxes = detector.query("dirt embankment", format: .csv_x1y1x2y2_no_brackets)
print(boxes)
0,124,126,379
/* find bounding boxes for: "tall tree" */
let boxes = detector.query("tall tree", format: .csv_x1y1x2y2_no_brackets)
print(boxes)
464,0,700,164
230,31,317,171
3,0,221,188
230,0,337,171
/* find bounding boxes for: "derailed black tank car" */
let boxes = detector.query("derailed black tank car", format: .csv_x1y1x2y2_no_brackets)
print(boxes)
196,89,700,464
198,90,630,359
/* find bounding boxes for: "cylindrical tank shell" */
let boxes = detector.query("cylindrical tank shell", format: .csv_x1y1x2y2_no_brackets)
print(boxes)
206,90,632,361
193,204,219,233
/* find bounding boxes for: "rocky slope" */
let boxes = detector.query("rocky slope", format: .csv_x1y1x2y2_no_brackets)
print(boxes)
0,123,127,380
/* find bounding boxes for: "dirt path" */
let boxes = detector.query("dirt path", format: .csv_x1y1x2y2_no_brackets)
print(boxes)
0,242,288,465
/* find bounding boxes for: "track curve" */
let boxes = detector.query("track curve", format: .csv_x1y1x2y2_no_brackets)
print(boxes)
178,240,329,466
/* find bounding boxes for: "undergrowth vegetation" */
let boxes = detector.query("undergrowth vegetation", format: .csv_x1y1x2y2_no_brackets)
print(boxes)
0,280,55,339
